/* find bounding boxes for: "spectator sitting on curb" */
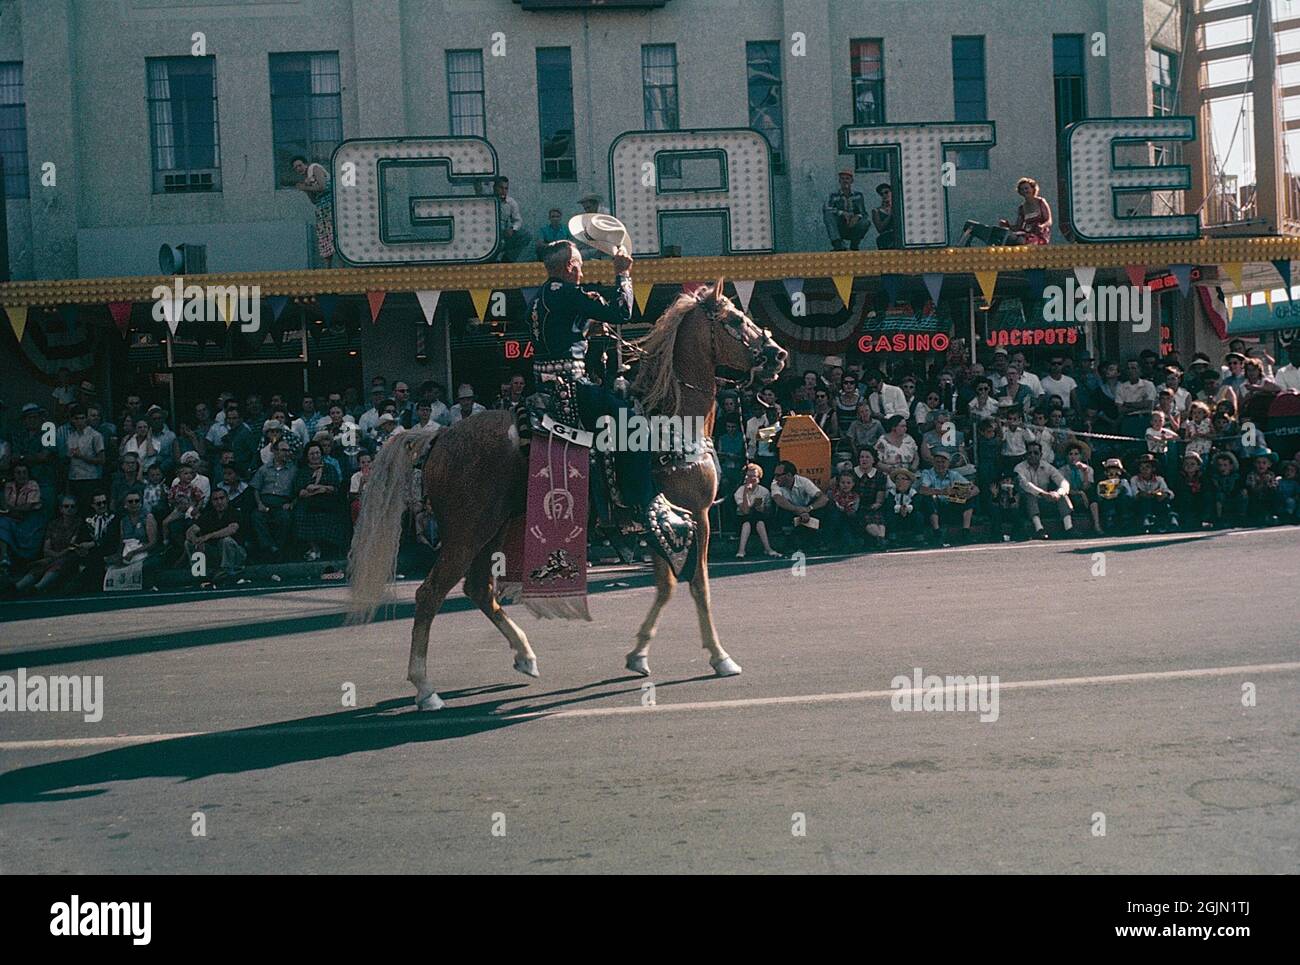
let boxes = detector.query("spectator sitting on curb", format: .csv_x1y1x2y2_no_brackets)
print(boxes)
1015,440,1072,539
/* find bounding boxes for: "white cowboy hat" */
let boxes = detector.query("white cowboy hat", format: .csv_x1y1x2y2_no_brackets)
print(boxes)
568,212,631,257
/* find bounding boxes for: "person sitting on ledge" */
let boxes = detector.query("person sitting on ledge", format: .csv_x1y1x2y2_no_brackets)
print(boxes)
959,177,1053,247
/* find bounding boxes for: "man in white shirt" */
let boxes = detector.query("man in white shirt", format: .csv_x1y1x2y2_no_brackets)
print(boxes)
769,459,832,549
1115,358,1157,437
1275,344,1300,392
64,406,106,509
450,385,485,424
1160,365,1192,415
356,385,388,440
865,369,908,420
1015,441,1073,538
1039,356,1079,411
492,176,531,263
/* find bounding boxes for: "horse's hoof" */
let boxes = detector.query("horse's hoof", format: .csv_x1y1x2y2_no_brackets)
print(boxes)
711,656,743,677
514,656,539,678
415,691,445,712
625,654,651,677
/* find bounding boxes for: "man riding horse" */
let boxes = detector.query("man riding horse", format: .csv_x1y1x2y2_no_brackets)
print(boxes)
529,222,697,579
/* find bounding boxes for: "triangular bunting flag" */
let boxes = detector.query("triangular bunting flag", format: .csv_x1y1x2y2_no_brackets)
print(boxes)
318,294,339,324
922,273,944,306
5,305,28,343
1271,259,1292,295
1124,265,1146,290
58,305,79,332
832,275,855,308
1170,265,1193,295
215,290,239,329
108,301,133,337
881,273,902,305
975,270,998,303
366,290,387,324
1073,266,1096,297
469,288,492,320
415,290,442,325
521,286,540,309
1222,263,1243,291
633,281,653,314
160,295,181,335
268,295,289,321
1025,268,1046,300
781,277,804,300
732,279,756,313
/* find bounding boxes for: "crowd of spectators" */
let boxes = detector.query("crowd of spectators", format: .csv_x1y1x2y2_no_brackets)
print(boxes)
1,338,1296,595
715,340,1299,555
0,374,516,595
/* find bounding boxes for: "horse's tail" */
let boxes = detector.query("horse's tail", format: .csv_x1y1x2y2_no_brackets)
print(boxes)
346,426,441,624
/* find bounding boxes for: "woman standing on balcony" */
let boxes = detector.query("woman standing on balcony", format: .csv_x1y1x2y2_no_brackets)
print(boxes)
292,155,336,269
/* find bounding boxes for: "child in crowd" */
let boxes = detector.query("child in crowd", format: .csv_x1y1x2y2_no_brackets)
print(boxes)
1062,441,1099,533
1182,401,1214,460
1130,453,1176,532
1145,410,1179,476
141,463,168,519
998,404,1031,476
1206,450,1246,528
885,467,923,546
1173,452,1207,530
1095,457,1134,533
1242,450,1281,525
1277,460,1299,522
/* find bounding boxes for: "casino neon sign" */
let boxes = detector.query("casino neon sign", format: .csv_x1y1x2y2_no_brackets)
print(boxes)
858,332,951,353
332,116,1199,265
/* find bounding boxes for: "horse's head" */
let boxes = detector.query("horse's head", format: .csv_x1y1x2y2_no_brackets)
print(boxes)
693,278,787,388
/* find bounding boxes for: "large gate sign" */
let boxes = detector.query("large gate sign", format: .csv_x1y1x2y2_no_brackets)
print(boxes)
333,137,500,265
609,128,774,257
1062,117,1199,242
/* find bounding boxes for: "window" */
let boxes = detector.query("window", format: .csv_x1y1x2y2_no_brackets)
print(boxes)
0,62,27,199
746,41,785,173
147,56,221,193
850,39,887,172
642,44,679,130
536,48,576,181
1052,35,1087,138
950,37,988,170
1150,47,1178,165
270,52,342,188
447,50,485,137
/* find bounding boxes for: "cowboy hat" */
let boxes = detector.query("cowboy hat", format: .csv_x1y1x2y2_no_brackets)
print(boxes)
889,466,916,484
1102,457,1125,471
568,212,631,257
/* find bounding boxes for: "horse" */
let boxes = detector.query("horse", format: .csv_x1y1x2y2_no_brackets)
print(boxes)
347,279,787,710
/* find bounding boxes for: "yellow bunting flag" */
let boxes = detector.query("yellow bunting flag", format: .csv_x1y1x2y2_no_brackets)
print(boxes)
5,305,28,342
975,270,998,304
633,281,653,315
469,288,492,320
1223,263,1243,290
832,275,855,308
215,291,240,329
1264,288,1274,310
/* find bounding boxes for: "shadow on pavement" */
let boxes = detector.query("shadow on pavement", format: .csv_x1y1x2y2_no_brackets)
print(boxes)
0,673,712,805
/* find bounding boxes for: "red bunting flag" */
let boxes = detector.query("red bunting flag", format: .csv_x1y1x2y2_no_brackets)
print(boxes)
108,302,133,337
366,290,387,324
1124,265,1146,289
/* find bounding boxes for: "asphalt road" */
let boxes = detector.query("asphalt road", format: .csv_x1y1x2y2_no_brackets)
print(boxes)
1,527,1297,874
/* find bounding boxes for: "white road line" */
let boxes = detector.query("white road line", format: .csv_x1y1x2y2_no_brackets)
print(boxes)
3,661,1297,751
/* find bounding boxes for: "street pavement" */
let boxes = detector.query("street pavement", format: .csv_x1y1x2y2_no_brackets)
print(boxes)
1,527,1296,874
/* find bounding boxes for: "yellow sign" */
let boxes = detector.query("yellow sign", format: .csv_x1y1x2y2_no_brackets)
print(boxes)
777,414,831,492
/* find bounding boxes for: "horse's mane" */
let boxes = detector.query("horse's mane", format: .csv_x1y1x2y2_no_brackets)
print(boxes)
633,290,729,417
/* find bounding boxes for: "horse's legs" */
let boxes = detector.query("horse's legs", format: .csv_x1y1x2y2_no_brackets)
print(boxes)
408,542,477,710
625,556,674,676
463,533,538,677
686,516,741,676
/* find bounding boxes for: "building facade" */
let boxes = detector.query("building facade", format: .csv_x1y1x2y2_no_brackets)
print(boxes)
0,0,1180,280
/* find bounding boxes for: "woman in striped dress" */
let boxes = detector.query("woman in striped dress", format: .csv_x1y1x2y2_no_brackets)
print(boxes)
293,156,336,268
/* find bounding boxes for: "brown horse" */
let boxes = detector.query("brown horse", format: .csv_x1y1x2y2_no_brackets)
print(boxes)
347,279,786,710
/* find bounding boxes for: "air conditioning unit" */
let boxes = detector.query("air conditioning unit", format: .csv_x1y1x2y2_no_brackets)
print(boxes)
158,243,208,275
161,170,218,193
